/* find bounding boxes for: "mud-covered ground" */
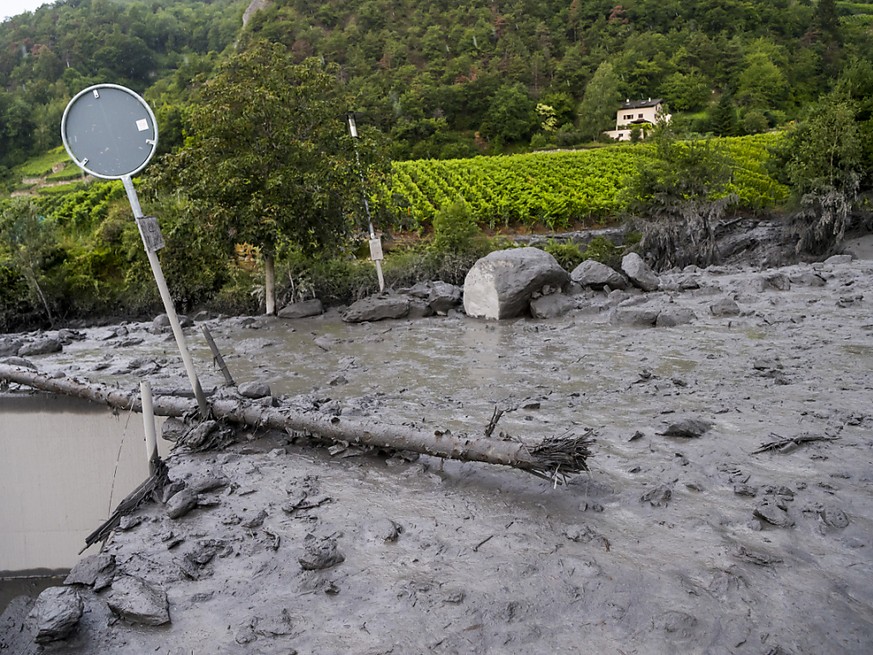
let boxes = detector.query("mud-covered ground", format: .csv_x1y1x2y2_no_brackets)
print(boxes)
2,240,873,654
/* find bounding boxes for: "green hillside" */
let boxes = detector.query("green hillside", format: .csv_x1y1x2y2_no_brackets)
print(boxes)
1,0,871,329
3,0,873,172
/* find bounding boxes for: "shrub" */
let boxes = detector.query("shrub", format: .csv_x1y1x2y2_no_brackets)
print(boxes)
582,235,625,269
542,239,584,270
430,200,480,255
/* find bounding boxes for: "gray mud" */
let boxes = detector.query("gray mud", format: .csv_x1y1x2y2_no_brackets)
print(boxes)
2,254,873,654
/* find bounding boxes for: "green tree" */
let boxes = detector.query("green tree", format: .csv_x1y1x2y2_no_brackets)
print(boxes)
0,199,57,324
577,61,622,141
660,70,711,112
151,40,377,314
622,126,735,269
479,83,537,146
708,91,740,136
784,90,862,254
736,52,788,109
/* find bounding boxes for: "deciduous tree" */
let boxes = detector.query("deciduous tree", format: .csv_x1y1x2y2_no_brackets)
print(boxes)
151,40,382,314
784,90,862,254
577,61,622,142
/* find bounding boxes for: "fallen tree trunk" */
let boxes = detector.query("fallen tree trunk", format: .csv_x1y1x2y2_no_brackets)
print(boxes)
0,364,593,484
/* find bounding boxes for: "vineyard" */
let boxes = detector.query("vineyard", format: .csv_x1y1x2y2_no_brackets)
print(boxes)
378,133,790,232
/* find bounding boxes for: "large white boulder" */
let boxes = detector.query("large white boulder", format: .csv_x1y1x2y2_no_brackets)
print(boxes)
463,247,569,320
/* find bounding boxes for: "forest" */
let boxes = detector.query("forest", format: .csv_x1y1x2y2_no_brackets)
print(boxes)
2,0,873,167
1,0,872,329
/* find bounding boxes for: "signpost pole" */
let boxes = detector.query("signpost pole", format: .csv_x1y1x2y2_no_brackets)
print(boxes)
347,113,385,293
62,84,209,419
122,175,209,418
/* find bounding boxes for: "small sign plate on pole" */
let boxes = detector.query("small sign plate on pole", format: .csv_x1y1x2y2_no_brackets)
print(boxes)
136,216,164,252
369,237,384,261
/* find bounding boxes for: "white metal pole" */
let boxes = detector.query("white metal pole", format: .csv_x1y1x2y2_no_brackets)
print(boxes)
348,114,385,293
140,381,158,476
122,175,209,418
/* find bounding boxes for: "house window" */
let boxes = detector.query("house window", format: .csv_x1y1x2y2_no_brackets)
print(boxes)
623,113,634,120
638,113,644,118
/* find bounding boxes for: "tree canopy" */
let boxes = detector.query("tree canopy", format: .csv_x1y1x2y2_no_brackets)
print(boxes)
3,0,873,168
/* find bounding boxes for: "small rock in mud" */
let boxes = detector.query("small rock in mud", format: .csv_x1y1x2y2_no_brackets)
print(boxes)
64,553,116,590
238,381,271,399
817,505,850,529
241,509,268,529
32,587,82,643
118,515,142,531
753,497,795,528
105,575,170,626
660,418,713,438
733,483,758,497
733,545,783,566
660,610,698,638
166,488,199,519
709,296,741,316
367,518,402,543
299,535,344,571
160,417,187,443
640,484,673,507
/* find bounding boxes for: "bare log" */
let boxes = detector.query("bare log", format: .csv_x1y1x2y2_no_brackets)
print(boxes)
0,364,594,484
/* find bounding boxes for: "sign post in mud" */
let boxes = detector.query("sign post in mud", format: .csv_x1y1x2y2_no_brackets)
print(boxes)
61,84,208,417
347,113,384,292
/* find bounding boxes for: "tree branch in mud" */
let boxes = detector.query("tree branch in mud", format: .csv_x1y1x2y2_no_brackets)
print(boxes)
751,432,839,454
0,364,594,485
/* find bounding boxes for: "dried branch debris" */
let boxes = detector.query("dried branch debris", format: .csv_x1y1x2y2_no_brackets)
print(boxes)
751,432,839,455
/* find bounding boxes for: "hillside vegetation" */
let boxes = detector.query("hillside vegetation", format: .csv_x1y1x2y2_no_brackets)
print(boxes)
1,0,872,330
2,0,873,168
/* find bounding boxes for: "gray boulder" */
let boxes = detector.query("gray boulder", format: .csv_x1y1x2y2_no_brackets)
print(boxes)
407,299,435,319
64,553,116,590
149,313,192,334
609,306,661,327
530,293,576,319
764,272,791,291
32,587,82,643
342,295,410,322
570,259,627,290
0,338,23,357
18,338,62,357
277,299,323,319
238,381,271,399
621,253,661,292
789,271,826,287
463,247,569,320
710,296,741,317
656,307,697,327
105,575,170,626
427,281,462,314
824,254,853,265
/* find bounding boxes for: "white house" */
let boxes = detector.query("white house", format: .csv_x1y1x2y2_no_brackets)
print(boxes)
604,98,671,141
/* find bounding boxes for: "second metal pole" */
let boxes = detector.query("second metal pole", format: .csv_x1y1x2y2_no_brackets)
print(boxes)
123,176,209,418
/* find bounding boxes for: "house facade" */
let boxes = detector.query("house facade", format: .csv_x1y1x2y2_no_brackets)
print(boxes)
604,98,670,141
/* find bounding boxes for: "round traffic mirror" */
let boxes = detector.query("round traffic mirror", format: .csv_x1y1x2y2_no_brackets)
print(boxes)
61,84,158,179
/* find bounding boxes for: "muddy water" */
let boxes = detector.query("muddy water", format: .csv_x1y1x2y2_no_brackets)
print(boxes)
3,258,873,652
0,393,165,610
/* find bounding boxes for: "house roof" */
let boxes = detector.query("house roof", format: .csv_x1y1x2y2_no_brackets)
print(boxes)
620,98,663,110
